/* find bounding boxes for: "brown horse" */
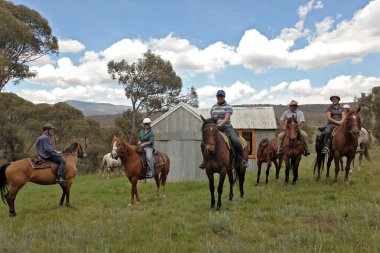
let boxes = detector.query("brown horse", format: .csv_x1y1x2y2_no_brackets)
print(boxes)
256,138,281,185
282,118,304,184
200,116,247,211
111,136,170,206
326,108,361,184
0,141,86,216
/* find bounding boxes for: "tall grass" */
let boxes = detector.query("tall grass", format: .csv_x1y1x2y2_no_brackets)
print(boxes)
0,148,379,252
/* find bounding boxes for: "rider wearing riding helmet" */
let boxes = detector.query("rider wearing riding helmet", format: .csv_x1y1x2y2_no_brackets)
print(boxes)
277,100,310,156
343,104,350,114
322,96,346,154
137,118,155,178
35,123,66,183
199,90,248,169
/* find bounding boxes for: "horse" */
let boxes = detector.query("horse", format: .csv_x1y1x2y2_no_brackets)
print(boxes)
111,135,170,206
256,138,281,185
200,116,247,211
99,153,123,179
352,127,371,172
325,108,361,184
282,118,304,184
314,127,326,179
0,141,86,216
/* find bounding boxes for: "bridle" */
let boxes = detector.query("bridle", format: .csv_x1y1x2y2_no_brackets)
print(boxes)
112,140,134,158
345,112,361,136
202,123,218,147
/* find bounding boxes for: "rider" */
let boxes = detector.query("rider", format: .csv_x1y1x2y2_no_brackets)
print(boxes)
137,118,155,178
277,100,310,156
322,96,346,154
343,104,350,114
35,123,66,183
199,90,248,169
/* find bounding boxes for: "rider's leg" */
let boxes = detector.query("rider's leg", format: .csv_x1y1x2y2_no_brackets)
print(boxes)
223,127,248,168
144,147,154,177
300,129,310,156
322,123,335,154
277,131,285,154
46,154,66,183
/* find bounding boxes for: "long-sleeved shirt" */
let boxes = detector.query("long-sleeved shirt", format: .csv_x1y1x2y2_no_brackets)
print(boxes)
35,132,57,159
138,129,155,148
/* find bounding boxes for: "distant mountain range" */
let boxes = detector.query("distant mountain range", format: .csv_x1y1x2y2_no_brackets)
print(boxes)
64,100,130,116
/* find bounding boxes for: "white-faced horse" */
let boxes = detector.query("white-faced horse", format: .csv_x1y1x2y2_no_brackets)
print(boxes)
352,127,371,171
99,153,123,179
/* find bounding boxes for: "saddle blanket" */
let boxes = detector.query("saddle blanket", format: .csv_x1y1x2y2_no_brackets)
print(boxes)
219,132,248,150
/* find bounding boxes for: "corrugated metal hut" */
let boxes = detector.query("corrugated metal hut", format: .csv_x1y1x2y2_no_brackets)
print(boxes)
151,102,277,181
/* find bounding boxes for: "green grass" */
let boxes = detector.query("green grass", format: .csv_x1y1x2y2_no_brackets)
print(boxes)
1,148,380,253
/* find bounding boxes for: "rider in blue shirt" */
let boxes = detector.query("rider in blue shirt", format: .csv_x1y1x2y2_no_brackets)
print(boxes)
35,123,66,183
200,90,248,169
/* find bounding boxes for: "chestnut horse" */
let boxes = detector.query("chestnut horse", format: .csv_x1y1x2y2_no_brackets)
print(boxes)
326,108,361,184
200,116,247,211
256,138,281,185
0,141,86,216
111,136,170,206
282,118,304,184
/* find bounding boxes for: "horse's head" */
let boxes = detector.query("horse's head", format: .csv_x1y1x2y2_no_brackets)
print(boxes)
286,117,298,141
63,141,86,158
201,115,218,156
346,107,361,137
111,135,125,159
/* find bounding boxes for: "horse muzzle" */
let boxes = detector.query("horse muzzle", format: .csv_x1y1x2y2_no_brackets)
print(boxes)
206,145,215,156
349,130,360,137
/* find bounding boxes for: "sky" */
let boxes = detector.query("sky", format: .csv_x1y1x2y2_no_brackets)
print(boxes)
4,0,380,107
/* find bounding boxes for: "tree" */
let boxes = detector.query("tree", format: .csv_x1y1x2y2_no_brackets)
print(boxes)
0,0,58,91
108,50,196,142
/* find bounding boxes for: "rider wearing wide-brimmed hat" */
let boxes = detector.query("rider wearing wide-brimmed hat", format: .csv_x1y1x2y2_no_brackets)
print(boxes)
322,96,346,154
35,123,66,183
137,118,155,178
277,100,310,156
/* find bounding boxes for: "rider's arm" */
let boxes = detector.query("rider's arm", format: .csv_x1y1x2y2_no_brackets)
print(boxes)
326,111,338,124
339,111,347,124
217,112,231,127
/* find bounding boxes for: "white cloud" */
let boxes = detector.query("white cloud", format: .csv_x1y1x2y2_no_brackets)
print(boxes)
315,17,334,35
298,0,324,19
58,39,86,53
270,82,288,92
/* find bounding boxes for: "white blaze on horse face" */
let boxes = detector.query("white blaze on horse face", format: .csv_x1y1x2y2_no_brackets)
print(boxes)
352,115,356,119
111,141,117,157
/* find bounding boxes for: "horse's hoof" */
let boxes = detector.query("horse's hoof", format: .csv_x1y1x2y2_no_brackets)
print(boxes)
345,181,350,186
136,201,140,205
291,181,297,185
229,196,233,201
255,183,259,186
265,181,268,184
66,204,71,208
128,203,133,207
216,207,221,212
240,194,244,199
59,203,63,207
9,212,16,217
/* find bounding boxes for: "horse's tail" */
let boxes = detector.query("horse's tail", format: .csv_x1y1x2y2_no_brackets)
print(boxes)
159,154,170,186
99,155,107,174
313,157,317,176
364,146,372,163
233,167,239,186
0,163,10,204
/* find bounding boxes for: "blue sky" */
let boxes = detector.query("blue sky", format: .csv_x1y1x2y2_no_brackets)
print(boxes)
5,0,380,107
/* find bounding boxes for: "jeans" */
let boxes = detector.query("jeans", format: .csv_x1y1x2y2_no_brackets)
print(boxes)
324,123,337,147
218,126,244,159
144,147,154,174
46,154,66,176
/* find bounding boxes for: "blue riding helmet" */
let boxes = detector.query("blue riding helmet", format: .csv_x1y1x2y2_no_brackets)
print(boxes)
216,90,225,97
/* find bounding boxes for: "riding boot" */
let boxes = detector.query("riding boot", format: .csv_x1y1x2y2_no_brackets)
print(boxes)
277,139,284,155
199,162,205,169
55,174,65,183
302,138,310,156
322,134,331,154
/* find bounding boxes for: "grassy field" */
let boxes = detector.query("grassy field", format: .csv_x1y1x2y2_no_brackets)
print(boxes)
0,148,379,253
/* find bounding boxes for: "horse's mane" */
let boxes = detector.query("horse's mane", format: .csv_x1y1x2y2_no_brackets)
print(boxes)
63,141,80,153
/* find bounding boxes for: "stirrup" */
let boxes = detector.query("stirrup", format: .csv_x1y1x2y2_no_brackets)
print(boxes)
55,176,66,183
322,147,329,154
199,163,205,169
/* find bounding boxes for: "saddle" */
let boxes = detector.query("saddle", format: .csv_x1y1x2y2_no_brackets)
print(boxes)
219,132,248,159
28,155,59,174
136,148,166,176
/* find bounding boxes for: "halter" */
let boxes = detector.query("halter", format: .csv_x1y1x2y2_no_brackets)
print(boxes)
112,140,135,158
202,123,218,147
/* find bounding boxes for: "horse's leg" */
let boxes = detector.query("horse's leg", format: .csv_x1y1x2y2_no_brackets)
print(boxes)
284,157,290,184
155,171,160,198
340,158,344,172
134,177,140,204
107,167,111,180
207,171,215,210
64,179,73,208
345,156,354,185
292,157,301,185
359,153,363,171
227,168,233,201
274,160,280,179
333,155,340,183
59,183,66,206
5,184,24,217
238,167,245,198
128,177,138,206
256,161,262,185
216,171,226,211
326,156,333,178
265,163,271,184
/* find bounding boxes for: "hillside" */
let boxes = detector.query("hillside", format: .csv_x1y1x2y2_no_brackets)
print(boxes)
64,100,130,116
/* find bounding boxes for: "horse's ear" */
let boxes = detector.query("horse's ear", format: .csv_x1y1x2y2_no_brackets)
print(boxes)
200,115,206,123
357,106,361,113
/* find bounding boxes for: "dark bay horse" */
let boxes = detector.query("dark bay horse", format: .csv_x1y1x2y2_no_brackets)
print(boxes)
200,116,247,211
0,141,86,216
326,108,361,184
256,138,281,185
282,118,304,184
314,128,326,179
111,136,170,206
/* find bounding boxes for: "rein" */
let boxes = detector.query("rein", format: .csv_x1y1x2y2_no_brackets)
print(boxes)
202,123,218,146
